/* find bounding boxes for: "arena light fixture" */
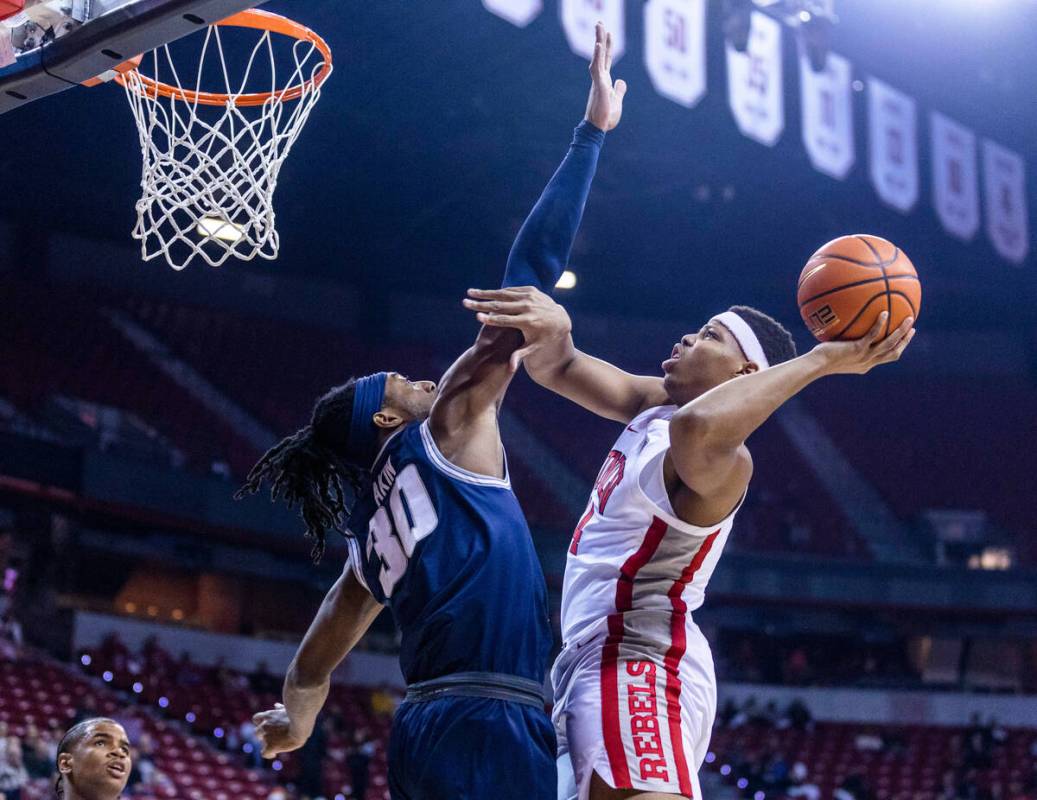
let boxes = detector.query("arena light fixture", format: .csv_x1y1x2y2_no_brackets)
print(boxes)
196,216,246,244
749,0,837,72
556,270,577,289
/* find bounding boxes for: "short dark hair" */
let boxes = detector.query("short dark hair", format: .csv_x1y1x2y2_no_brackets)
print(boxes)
236,379,372,562
728,305,797,366
55,718,120,798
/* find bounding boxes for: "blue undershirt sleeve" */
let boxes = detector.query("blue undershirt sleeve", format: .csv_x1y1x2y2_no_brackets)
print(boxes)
500,120,606,291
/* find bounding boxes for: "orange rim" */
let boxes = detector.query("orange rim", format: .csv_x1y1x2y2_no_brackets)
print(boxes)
113,8,332,107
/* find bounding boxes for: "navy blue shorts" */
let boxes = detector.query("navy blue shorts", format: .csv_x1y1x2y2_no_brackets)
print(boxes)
388,695,556,800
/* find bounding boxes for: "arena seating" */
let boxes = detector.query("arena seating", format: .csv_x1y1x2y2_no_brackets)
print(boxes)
10,641,1037,800
801,374,1037,566
78,638,392,799
0,652,288,800
707,719,1037,800
0,279,260,477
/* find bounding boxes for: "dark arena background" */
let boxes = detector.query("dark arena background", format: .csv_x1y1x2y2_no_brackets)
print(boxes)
0,1,1035,799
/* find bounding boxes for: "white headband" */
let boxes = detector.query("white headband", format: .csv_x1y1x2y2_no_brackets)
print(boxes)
714,311,770,370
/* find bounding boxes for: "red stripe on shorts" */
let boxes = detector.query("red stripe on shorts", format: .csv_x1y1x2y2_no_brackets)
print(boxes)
663,529,721,798
600,516,669,788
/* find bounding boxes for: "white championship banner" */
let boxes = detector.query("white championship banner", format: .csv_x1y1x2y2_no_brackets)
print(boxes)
726,11,784,147
930,111,979,242
982,139,1030,264
481,0,543,28
644,0,706,108
561,0,625,62
868,77,918,213
800,50,854,180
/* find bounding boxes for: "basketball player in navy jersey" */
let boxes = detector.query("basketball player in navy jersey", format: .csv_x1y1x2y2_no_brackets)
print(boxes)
242,24,626,800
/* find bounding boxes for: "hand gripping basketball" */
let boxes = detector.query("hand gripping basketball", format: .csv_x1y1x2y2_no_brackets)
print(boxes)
813,311,916,376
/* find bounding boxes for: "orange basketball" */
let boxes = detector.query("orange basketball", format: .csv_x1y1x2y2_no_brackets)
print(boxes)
797,234,921,342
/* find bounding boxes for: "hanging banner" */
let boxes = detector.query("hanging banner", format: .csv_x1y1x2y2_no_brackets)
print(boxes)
482,0,542,28
561,0,625,62
983,140,1030,264
799,50,854,180
726,11,784,147
644,0,706,108
930,112,979,242
868,78,918,212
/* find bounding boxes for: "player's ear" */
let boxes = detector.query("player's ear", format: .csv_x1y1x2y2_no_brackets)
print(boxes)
58,751,74,775
736,361,759,377
373,410,405,429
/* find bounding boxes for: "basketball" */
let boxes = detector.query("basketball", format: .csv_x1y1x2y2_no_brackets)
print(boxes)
797,234,921,342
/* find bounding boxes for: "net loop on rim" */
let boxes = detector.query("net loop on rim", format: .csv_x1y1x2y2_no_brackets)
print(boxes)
116,9,332,270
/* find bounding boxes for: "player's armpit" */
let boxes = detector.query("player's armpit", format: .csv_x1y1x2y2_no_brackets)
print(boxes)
426,324,522,478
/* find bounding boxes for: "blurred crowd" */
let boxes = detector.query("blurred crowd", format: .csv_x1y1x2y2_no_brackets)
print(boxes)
715,630,920,689
89,633,389,800
710,698,1037,800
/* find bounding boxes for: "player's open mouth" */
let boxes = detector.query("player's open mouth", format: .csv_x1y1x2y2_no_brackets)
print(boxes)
662,345,681,372
107,763,126,778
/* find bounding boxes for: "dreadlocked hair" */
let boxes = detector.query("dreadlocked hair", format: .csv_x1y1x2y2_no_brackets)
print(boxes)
235,379,372,562
55,718,119,799
728,305,798,366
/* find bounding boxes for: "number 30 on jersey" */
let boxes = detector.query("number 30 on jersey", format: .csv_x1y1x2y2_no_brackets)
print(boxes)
366,464,439,597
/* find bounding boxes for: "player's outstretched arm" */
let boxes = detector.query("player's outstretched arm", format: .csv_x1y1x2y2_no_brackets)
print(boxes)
252,570,382,759
464,286,667,423
428,23,627,471
667,312,915,525
500,21,624,291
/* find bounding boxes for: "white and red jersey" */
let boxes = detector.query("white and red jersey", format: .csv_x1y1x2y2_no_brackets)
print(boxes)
558,404,740,650
551,404,744,800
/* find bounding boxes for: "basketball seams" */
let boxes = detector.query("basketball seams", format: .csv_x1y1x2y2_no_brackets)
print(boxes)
831,291,887,341
858,237,894,338
797,274,919,308
888,290,918,318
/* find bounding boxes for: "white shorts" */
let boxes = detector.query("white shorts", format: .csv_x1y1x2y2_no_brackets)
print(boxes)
551,612,716,800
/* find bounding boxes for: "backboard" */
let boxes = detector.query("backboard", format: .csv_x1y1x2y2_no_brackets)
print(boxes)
0,0,264,114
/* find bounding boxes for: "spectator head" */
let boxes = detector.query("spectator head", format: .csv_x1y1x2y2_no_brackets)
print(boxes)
5,737,22,764
55,718,131,800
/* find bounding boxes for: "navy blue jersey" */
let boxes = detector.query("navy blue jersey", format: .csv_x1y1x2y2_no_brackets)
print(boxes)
344,420,552,686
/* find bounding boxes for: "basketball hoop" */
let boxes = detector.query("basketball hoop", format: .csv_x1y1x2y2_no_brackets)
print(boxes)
112,9,332,270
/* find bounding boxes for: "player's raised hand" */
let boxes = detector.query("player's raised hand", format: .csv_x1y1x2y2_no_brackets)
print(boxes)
585,21,627,132
464,286,573,372
814,312,916,376
252,703,309,759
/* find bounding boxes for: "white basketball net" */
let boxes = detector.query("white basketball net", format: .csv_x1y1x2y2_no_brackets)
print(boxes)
120,21,330,270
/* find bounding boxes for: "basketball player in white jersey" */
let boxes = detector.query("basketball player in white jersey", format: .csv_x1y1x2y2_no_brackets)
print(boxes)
462,288,914,800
